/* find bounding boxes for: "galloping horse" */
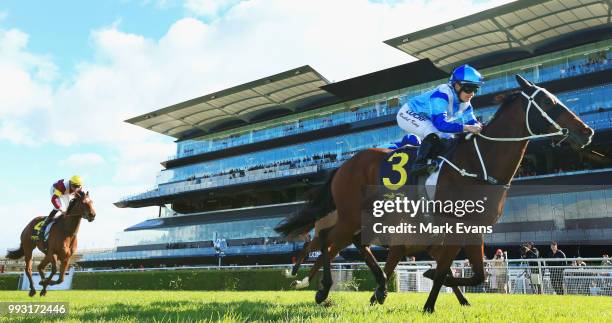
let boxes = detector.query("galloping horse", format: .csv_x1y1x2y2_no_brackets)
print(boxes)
6,191,96,296
276,75,593,312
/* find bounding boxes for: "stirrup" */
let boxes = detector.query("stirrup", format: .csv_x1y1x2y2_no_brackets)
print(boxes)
411,160,438,176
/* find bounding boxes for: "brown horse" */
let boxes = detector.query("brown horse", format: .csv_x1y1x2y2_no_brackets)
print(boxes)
6,191,96,296
276,75,593,312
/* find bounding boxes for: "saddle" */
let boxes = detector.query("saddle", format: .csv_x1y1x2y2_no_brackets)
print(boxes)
31,217,55,244
31,219,45,241
379,138,459,191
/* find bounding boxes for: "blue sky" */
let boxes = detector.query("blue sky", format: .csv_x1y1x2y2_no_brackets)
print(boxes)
1,1,187,75
0,0,512,251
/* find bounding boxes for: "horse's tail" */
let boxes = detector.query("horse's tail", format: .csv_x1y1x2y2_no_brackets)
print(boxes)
6,244,24,260
275,169,338,239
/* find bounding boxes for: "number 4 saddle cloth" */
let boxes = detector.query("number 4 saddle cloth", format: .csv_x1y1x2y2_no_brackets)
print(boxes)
31,218,48,242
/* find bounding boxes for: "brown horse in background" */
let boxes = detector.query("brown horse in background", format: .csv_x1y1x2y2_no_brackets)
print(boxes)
6,191,96,296
276,75,593,312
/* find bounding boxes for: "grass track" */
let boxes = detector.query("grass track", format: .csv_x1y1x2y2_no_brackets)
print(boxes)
0,290,610,322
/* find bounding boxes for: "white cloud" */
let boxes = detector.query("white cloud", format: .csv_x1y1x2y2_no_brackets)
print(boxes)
59,153,106,167
0,29,55,119
0,120,38,146
183,0,242,18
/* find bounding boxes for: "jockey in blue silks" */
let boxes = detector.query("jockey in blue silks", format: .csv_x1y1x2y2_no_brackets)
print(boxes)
396,64,484,175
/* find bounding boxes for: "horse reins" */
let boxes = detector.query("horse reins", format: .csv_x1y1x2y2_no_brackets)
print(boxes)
438,86,571,185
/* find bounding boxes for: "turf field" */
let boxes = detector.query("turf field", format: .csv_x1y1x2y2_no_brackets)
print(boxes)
0,290,609,322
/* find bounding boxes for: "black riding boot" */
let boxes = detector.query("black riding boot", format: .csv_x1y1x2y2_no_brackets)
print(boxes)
38,210,57,243
411,133,440,176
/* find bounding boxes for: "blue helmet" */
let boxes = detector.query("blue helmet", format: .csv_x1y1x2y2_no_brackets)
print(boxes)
449,64,484,86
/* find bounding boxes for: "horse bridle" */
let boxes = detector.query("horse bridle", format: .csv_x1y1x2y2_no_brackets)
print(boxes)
439,86,573,185
476,87,570,144
65,194,92,219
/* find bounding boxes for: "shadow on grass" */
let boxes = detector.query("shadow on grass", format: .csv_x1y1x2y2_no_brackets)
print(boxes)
69,299,328,321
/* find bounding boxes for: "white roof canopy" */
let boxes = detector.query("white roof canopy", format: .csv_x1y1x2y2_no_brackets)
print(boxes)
127,65,331,138
385,0,612,68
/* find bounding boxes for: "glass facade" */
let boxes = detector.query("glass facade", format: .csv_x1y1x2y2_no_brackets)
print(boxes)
486,187,612,245
81,244,298,262
115,217,284,247
168,127,402,183
130,84,612,200
171,41,611,159
501,188,612,224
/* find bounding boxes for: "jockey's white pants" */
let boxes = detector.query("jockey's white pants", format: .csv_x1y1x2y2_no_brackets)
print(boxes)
396,104,453,140
46,187,72,238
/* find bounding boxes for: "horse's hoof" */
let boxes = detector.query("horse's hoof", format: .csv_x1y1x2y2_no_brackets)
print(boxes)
283,269,294,278
423,306,435,313
369,294,377,306
291,266,299,276
28,290,36,297
375,288,388,305
293,277,309,289
460,301,471,307
315,289,329,304
40,290,47,297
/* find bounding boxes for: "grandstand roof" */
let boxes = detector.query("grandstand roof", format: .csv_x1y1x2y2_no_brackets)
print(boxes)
321,59,446,101
385,0,612,69
126,65,333,139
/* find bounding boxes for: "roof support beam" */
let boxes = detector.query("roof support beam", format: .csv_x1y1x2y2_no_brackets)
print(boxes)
281,89,326,106
520,15,610,43
264,79,322,97
434,40,511,64
413,28,504,56
491,17,526,49
500,1,601,31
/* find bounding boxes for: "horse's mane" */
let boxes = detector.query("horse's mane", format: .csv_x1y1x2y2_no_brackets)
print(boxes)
66,192,84,214
485,91,521,126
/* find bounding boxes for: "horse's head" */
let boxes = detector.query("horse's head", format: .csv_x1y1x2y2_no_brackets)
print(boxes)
515,74,594,149
70,191,96,222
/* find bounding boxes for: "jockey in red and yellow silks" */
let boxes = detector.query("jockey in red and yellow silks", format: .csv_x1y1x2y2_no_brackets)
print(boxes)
37,175,84,243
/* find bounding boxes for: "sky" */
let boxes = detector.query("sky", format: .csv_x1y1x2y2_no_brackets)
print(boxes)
0,0,513,252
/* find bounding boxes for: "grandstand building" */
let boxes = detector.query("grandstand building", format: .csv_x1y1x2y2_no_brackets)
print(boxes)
80,0,612,268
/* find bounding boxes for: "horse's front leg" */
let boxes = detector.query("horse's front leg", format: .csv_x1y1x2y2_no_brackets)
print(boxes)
37,254,53,285
315,228,332,304
40,255,58,296
440,244,485,288
423,268,470,306
49,257,71,286
423,246,460,313
352,234,386,305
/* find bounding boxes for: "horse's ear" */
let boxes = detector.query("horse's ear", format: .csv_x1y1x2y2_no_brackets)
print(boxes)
515,74,532,91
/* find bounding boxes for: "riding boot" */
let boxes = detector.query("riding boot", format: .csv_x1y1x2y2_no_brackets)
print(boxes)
410,133,440,176
38,210,57,244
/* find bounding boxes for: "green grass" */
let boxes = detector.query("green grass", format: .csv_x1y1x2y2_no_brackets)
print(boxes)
0,290,609,322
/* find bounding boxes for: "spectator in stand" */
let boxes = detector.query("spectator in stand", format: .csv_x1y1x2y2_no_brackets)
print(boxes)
602,253,611,266
548,241,567,295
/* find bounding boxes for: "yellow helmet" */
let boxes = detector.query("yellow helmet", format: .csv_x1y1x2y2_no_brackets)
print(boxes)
69,175,83,187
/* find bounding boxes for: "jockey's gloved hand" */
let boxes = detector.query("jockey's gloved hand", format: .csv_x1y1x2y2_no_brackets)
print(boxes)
464,124,482,134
